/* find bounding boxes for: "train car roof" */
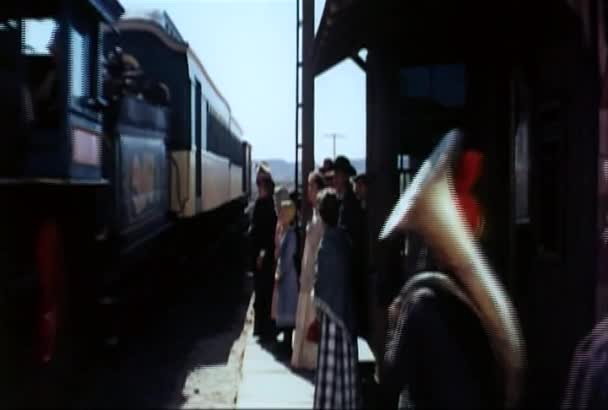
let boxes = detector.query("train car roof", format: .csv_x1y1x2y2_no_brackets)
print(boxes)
117,9,244,132
230,118,244,139
120,9,185,44
4,0,123,22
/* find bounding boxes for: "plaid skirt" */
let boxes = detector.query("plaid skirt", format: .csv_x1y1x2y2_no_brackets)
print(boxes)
314,312,361,409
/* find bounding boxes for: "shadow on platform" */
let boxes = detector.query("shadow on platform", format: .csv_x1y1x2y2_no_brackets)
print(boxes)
71,229,253,410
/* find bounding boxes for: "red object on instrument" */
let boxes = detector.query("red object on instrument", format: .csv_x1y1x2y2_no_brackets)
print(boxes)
454,150,484,235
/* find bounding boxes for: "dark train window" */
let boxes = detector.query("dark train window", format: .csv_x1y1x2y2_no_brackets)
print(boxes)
70,26,89,99
195,80,202,197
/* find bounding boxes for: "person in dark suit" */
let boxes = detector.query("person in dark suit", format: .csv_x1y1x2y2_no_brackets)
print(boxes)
333,156,368,339
250,167,277,342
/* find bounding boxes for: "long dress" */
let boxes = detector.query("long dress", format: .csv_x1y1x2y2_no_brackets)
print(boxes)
275,226,298,328
291,209,324,369
314,227,360,410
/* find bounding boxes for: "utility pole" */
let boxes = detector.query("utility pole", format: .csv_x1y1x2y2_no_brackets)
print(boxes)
299,0,314,223
324,133,345,159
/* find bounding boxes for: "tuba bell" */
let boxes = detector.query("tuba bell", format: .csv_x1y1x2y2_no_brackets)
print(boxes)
380,129,526,409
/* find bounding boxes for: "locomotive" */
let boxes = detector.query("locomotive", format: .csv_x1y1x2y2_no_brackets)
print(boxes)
0,0,252,403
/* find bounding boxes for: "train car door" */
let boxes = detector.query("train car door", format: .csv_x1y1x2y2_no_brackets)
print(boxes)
66,7,105,181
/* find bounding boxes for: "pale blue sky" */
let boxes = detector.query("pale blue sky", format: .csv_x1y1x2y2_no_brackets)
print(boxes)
119,0,367,162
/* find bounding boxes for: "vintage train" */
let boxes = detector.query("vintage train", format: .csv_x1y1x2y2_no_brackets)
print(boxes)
0,0,252,403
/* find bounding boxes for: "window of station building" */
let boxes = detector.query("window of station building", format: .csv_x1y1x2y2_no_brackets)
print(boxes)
400,64,466,107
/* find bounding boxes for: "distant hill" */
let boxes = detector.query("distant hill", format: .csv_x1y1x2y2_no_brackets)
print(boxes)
252,158,366,187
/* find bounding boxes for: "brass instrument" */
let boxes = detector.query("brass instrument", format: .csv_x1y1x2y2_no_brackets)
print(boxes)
380,129,526,408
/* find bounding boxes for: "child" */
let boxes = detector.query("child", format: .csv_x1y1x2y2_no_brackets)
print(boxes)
274,199,299,355
313,188,360,409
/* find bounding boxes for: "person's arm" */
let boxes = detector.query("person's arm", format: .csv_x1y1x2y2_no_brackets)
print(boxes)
249,201,262,256
381,292,417,404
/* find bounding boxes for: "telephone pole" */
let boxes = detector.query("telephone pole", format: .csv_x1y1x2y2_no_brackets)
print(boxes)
324,133,346,159
296,0,315,223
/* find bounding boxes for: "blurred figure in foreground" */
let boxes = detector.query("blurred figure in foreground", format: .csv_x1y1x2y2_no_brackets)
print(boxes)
313,188,360,409
562,316,608,409
380,143,525,409
291,170,326,370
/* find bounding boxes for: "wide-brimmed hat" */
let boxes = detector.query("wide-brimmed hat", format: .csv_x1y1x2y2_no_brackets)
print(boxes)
256,161,272,180
334,155,356,177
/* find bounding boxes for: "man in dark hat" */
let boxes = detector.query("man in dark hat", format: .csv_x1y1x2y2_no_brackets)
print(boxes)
250,168,277,341
319,158,335,188
333,155,368,339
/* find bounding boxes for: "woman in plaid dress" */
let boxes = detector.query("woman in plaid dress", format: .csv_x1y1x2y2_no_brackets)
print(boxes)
313,188,361,410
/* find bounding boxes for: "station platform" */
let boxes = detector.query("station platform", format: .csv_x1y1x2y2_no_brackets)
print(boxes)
236,310,377,409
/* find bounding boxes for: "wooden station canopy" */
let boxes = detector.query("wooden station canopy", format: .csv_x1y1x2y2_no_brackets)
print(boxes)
312,0,584,76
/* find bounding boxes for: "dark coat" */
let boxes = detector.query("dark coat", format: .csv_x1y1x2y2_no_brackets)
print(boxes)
338,187,368,335
338,187,365,255
250,195,277,271
315,227,357,341
562,316,608,409
382,272,502,409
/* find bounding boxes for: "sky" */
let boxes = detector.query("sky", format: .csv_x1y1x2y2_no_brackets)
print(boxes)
115,0,367,162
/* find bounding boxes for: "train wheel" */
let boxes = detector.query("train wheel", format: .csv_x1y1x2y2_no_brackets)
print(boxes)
34,219,65,366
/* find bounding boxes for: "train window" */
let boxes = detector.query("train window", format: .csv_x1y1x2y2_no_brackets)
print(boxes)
22,18,57,56
1,19,20,70
195,80,202,197
70,27,88,100
0,20,18,30
191,80,196,143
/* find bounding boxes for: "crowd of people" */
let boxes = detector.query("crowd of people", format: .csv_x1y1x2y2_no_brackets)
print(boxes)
248,156,368,408
247,145,608,410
